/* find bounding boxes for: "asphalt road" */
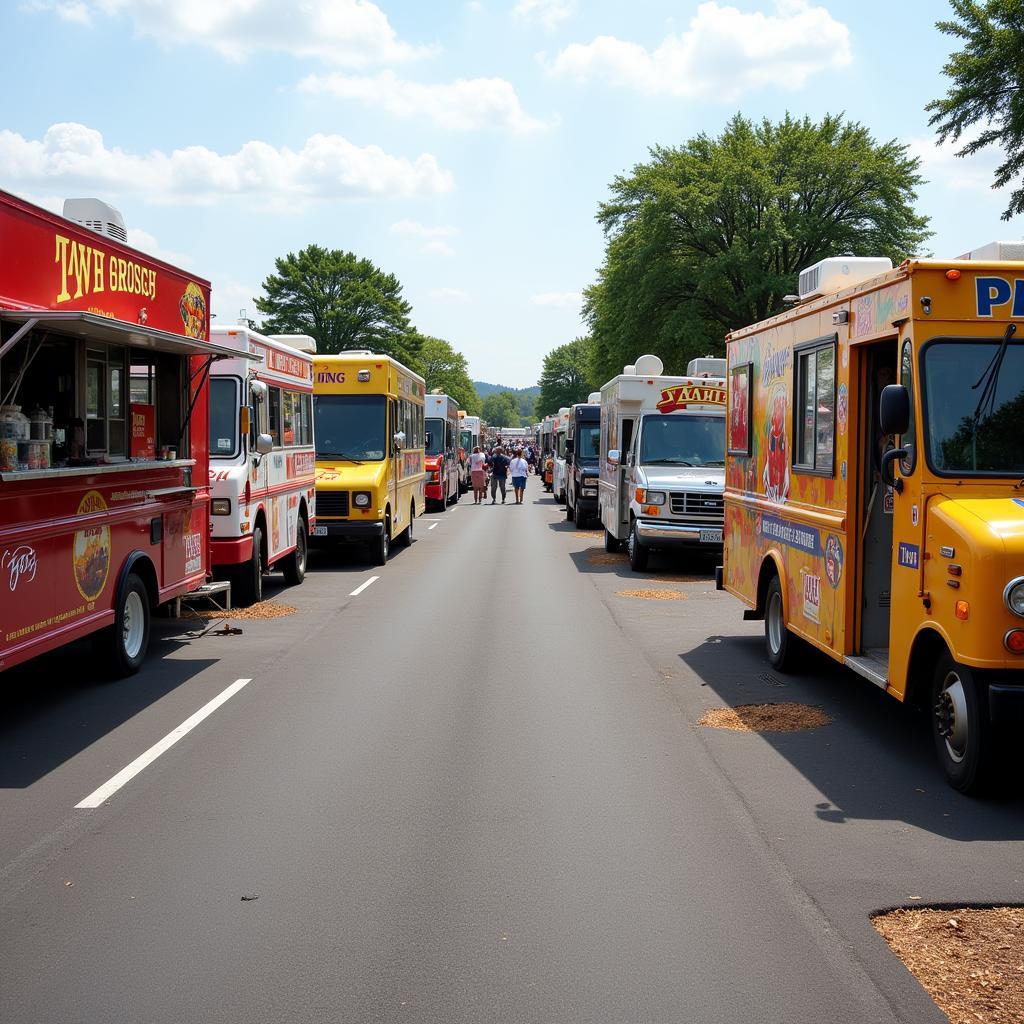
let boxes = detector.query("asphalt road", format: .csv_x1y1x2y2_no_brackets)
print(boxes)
2,485,1023,1023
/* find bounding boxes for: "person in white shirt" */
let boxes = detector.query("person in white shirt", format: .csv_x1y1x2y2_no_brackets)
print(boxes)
469,446,487,504
509,451,529,504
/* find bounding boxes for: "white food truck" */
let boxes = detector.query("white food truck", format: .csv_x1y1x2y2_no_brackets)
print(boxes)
208,326,317,604
551,407,570,503
459,414,481,491
598,354,727,571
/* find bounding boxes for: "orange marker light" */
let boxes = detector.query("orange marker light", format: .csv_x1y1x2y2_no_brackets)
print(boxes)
946,269,961,281
635,487,646,503
955,600,970,620
1005,629,1024,654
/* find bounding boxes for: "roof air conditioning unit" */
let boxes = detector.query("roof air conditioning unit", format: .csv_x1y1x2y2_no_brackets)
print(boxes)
587,392,601,403
634,354,664,376
798,257,892,301
62,198,128,244
687,356,726,377
956,241,1024,261
269,334,317,354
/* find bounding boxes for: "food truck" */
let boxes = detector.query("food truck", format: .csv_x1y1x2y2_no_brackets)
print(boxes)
424,392,461,509
540,414,555,490
312,351,425,565
719,250,1024,793
551,407,570,503
208,326,317,605
0,191,233,676
598,355,727,571
565,394,601,527
459,414,481,491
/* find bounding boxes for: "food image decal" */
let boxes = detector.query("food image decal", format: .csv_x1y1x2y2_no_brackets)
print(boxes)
179,282,207,339
763,386,790,505
73,490,111,601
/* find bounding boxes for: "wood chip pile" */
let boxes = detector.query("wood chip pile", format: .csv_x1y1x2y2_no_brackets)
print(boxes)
192,601,298,621
617,588,687,601
698,703,832,732
873,907,1024,1024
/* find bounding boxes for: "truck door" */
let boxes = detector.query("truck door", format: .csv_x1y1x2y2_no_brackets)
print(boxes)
389,398,400,533
618,416,635,528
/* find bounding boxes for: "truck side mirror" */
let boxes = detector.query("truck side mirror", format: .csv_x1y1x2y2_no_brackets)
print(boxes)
879,384,910,436
250,380,268,404
565,440,574,455
393,431,406,451
608,449,620,466
255,432,273,456
424,431,432,450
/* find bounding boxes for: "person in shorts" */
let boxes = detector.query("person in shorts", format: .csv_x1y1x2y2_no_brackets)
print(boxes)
469,446,487,504
509,450,529,504
488,446,509,504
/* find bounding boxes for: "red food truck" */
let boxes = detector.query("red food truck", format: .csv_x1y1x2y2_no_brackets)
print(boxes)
0,190,236,676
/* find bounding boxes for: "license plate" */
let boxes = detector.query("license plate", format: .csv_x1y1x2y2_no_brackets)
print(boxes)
699,529,722,544
313,525,329,537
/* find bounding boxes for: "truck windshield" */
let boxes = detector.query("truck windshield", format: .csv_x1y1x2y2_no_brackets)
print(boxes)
921,338,1024,474
313,394,386,461
460,429,472,451
639,414,725,467
425,417,445,455
209,377,239,459
575,423,600,459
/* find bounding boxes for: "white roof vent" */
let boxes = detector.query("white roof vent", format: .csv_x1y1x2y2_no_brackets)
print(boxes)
269,333,317,354
623,365,636,375
687,356,726,377
558,406,570,415
62,198,128,244
956,241,1024,261
634,354,664,376
798,256,892,300
587,392,601,403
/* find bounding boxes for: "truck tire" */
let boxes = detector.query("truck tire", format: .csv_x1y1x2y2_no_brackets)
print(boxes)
281,516,307,586
396,501,415,547
101,573,151,678
931,652,993,794
764,574,797,671
604,529,621,553
370,516,390,566
234,525,264,606
627,519,649,571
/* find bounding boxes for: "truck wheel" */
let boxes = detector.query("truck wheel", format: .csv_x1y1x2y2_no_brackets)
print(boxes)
370,517,390,566
604,529,621,553
627,519,649,571
102,573,151,678
764,574,797,671
234,525,264,606
932,653,993,794
396,502,415,547
281,516,307,586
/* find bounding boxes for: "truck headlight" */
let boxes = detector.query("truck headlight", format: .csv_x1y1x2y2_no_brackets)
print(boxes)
211,498,231,515
643,490,666,506
1006,577,1024,618
353,491,371,508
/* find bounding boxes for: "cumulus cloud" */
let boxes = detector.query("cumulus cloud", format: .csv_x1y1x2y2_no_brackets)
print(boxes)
420,240,456,257
211,280,266,327
299,70,550,133
513,0,575,31
548,1,851,100
0,123,453,208
530,291,582,307
429,287,469,302
908,131,1010,194
25,0,430,66
126,227,193,268
390,219,458,238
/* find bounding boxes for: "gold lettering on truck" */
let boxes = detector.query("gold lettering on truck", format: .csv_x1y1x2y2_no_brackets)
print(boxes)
55,233,156,305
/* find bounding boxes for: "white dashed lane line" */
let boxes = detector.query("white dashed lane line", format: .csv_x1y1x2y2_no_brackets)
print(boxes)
349,575,380,597
428,523,439,530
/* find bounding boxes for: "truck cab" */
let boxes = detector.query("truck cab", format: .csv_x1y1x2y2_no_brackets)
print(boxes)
599,355,727,571
565,396,601,527
424,392,461,509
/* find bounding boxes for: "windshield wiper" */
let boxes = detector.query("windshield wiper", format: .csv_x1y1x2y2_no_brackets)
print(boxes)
319,452,364,464
969,323,1017,465
647,458,694,466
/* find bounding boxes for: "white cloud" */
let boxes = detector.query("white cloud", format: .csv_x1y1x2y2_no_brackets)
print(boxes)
25,0,430,66
429,287,470,302
548,1,851,100
299,70,550,134
420,240,456,257
530,291,582,307
0,123,453,208
513,0,575,31
908,131,1009,193
211,280,265,327
390,219,458,238
126,227,192,268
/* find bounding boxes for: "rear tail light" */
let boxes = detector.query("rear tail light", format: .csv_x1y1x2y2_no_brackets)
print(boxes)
1005,629,1024,654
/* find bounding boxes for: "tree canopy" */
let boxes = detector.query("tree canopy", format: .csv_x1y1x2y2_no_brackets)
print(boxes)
927,0,1024,220
536,337,596,417
481,391,522,428
255,245,420,366
415,335,481,415
585,113,931,383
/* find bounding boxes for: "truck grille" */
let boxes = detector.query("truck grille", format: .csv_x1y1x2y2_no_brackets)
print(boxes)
669,492,723,523
317,490,350,517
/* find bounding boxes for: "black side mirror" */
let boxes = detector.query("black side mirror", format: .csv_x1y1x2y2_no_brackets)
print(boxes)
879,384,910,436
565,440,574,455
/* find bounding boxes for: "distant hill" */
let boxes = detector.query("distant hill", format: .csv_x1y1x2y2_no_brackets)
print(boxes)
473,381,540,399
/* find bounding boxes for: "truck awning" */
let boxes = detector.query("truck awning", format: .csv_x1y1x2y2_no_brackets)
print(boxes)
0,310,252,361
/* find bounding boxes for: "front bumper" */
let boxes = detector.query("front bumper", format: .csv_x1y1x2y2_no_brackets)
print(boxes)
635,519,723,547
310,520,384,542
988,681,1024,727
425,483,443,501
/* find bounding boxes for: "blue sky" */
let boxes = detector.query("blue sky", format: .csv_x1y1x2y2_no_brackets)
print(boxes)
2,0,1019,387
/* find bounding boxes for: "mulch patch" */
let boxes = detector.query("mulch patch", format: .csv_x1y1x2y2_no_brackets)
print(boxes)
698,703,832,732
617,588,687,601
873,906,1024,1024
190,601,297,621
587,548,625,565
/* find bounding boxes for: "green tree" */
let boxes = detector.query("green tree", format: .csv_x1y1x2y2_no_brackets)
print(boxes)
585,113,931,384
415,335,481,415
482,391,520,428
536,337,595,417
927,0,1024,220
255,244,420,365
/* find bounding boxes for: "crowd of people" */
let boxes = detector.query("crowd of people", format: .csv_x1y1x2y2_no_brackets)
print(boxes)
466,441,539,505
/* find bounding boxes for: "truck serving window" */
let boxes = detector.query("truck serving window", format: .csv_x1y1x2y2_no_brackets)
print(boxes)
209,377,239,458
313,394,386,461
639,414,725,467
921,337,1024,475
793,337,836,474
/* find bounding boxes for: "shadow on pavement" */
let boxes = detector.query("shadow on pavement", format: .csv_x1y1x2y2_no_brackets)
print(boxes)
679,634,1024,839
568,544,719,582
0,629,215,789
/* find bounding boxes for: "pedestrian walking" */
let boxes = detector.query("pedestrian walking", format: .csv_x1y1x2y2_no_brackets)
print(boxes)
469,445,487,504
488,445,509,504
510,450,529,504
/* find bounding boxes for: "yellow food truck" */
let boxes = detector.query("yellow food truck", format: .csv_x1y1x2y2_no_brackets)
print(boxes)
719,247,1024,792
311,351,425,565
